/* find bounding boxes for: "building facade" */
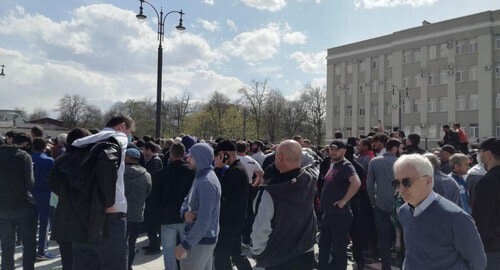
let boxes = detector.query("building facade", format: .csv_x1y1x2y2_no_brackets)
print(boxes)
326,10,500,144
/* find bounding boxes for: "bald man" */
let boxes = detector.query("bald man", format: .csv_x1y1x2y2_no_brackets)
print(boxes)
394,154,486,270
251,140,318,269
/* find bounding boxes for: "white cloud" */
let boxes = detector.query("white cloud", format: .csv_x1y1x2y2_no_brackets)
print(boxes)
203,0,215,5
288,51,327,74
282,31,307,45
226,19,238,32
354,0,438,9
223,23,281,62
241,0,287,12
197,18,220,32
223,23,307,63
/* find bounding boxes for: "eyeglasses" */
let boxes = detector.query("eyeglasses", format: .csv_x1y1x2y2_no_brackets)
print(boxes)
392,175,427,189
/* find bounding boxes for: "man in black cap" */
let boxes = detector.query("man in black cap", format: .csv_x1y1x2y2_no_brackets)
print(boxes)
213,140,252,270
318,140,361,270
439,144,456,174
473,137,500,270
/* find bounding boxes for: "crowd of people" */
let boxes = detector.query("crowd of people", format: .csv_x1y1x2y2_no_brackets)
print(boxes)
0,116,499,270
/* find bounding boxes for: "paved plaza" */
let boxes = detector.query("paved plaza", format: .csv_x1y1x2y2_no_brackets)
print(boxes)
8,234,399,269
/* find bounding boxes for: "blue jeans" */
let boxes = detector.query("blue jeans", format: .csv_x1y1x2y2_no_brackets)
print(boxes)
161,223,185,270
318,212,353,270
374,207,394,270
0,207,37,270
73,213,128,270
33,192,50,255
486,252,500,270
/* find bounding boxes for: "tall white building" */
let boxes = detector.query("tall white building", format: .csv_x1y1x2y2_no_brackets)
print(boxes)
326,10,500,144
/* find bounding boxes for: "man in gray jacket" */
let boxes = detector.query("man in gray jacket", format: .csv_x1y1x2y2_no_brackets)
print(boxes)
124,147,152,269
175,143,221,270
367,138,402,270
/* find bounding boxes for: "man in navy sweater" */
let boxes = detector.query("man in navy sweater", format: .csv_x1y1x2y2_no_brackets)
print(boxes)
394,154,486,270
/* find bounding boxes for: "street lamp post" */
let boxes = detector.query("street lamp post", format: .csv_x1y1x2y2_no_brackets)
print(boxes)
136,0,185,138
0,65,5,77
392,85,408,133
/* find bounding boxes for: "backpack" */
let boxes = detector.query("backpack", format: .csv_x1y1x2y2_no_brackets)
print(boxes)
69,138,122,243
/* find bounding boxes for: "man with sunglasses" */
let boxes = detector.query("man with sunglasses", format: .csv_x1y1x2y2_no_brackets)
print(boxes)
366,138,402,270
473,137,500,269
394,154,486,270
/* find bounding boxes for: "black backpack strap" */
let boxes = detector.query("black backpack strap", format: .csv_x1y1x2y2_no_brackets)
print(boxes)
253,185,267,217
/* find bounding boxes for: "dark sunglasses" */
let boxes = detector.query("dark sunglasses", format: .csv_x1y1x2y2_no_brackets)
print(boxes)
392,176,427,189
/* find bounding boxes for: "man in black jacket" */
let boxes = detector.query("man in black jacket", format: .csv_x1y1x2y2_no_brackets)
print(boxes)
473,137,500,270
213,140,252,270
251,140,319,269
0,132,37,270
152,142,194,270
49,128,92,270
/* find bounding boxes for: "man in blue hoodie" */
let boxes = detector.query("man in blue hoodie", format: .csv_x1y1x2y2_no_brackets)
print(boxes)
175,143,221,270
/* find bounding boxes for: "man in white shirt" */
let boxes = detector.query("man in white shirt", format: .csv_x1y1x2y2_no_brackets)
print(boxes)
250,140,266,167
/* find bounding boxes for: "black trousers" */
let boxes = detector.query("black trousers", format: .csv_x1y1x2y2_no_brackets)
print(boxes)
58,241,73,270
266,251,315,270
127,222,142,269
214,229,252,270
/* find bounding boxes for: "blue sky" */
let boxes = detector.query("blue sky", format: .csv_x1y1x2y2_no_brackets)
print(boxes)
1,0,500,114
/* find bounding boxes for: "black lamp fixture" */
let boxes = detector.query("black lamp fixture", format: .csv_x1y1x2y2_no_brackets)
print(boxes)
136,0,185,138
392,85,409,132
0,65,5,77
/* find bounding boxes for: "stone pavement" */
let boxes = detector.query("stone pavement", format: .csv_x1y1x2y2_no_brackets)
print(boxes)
10,234,398,269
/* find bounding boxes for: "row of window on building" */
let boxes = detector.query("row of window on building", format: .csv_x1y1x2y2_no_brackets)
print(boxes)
337,124,482,139
333,35,500,75
332,93,500,118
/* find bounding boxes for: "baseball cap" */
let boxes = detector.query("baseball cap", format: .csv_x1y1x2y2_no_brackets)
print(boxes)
330,140,347,149
440,144,456,154
479,137,500,156
125,148,141,159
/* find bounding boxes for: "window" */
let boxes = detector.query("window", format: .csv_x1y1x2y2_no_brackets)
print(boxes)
469,94,478,110
413,125,421,135
386,54,392,67
372,104,378,116
347,63,353,74
428,98,437,112
428,73,438,86
456,69,465,82
335,87,341,96
403,75,411,88
414,99,421,113
496,63,500,79
333,106,340,117
496,35,500,50
456,95,466,111
359,61,366,72
468,39,478,53
346,106,353,117
497,123,500,137
359,106,365,116
372,81,378,93
372,58,378,70
385,102,391,115
440,70,448,84
469,66,477,81
456,41,466,55
440,97,448,112
347,84,352,95
403,51,412,63
334,65,341,75
386,78,393,91
429,45,437,60
413,74,420,88
346,128,352,138
496,93,500,109
429,124,437,138
413,49,421,62
359,84,365,94
469,124,479,139
440,43,448,58
402,100,411,114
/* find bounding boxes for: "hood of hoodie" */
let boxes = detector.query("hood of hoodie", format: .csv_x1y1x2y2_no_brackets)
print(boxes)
125,164,148,179
189,143,214,175
266,164,319,204
467,164,487,176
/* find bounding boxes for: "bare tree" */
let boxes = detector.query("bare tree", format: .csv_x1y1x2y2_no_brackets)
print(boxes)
239,78,269,139
301,85,327,145
80,105,104,129
205,91,230,138
56,94,88,128
282,100,308,138
263,89,285,143
28,107,49,120
164,90,192,136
